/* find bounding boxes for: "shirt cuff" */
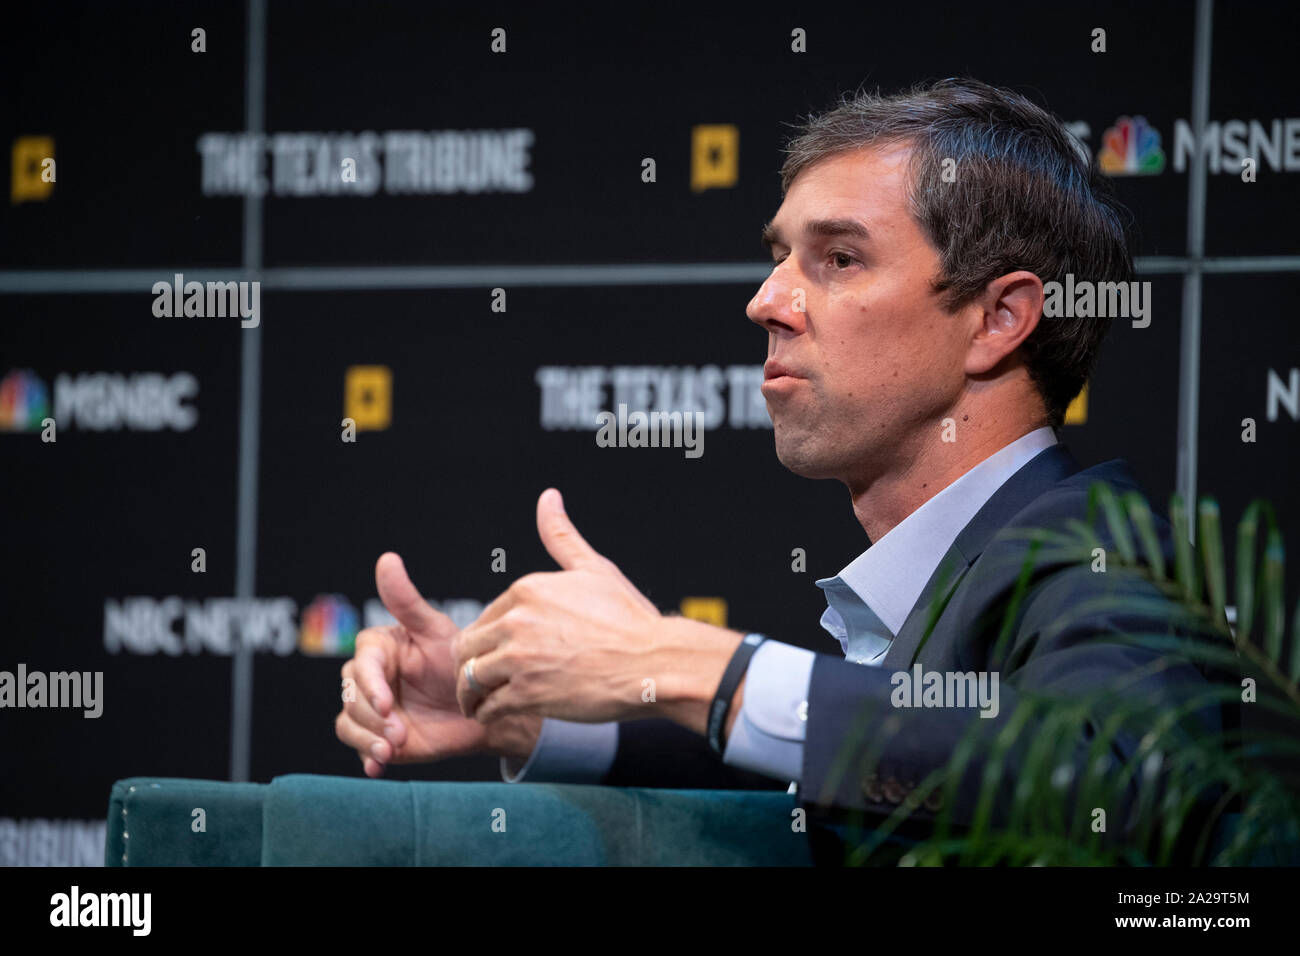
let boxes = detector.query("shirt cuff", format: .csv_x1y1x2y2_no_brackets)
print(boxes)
499,718,619,784
721,639,814,783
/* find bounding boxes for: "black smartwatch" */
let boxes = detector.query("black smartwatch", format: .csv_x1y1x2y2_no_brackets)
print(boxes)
707,633,767,756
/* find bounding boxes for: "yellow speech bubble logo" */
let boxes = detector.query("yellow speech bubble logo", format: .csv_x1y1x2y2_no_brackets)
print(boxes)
344,365,392,431
691,125,738,193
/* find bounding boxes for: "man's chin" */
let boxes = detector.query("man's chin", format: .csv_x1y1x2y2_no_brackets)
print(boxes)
773,436,836,480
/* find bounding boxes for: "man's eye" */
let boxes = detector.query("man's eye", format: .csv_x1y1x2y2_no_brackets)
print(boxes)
830,252,856,269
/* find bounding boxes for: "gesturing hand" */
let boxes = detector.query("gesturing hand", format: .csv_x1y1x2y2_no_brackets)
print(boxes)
452,488,674,725
336,552,539,776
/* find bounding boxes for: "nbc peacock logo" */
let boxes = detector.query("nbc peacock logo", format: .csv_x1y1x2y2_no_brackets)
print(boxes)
298,595,359,656
1098,116,1166,175
0,370,51,432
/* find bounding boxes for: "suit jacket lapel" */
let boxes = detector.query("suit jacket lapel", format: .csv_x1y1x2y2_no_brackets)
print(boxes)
882,443,1083,668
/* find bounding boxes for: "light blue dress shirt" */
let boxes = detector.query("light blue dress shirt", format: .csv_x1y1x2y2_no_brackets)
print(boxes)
502,426,1060,786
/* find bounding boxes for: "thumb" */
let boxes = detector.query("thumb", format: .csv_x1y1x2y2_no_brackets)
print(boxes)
375,552,439,633
536,488,607,572
536,489,659,615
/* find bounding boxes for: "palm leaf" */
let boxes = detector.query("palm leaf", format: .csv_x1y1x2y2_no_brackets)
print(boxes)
837,481,1300,867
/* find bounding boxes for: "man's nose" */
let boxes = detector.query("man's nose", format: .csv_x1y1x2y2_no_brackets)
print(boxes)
746,263,807,334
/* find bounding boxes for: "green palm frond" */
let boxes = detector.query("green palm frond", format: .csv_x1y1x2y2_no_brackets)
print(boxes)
837,482,1300,866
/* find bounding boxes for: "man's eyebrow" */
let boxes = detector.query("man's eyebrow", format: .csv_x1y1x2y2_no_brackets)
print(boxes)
805,217,871,241
761,217,871,252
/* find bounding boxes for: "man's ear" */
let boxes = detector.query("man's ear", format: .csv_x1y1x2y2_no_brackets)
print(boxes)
965,271,1043,376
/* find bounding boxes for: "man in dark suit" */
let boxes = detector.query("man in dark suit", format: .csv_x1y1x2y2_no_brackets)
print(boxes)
334,78,1230,854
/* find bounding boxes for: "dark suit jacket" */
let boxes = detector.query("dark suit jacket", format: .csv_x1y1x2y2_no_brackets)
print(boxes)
604,444,1235,845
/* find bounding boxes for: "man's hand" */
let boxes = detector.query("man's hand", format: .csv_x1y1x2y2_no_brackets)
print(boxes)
335,552,541,777
453,489,747,733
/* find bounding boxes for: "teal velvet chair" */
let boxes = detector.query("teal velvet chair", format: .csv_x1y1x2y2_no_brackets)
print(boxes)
107,775,1295,866
106,775,815,866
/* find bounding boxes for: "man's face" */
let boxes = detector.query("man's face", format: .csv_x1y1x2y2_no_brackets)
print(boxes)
747,144,972,486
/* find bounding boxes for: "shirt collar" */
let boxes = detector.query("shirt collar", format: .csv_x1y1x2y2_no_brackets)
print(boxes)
816,426,1060,643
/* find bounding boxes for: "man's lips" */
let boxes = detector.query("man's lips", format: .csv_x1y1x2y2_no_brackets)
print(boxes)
763,361,804,381
761,361,805,396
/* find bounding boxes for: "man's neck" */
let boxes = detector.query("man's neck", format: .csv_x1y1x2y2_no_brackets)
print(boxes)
848,417,1051,543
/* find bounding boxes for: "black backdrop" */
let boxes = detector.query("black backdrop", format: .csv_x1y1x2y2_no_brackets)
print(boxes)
1,0,1297,864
